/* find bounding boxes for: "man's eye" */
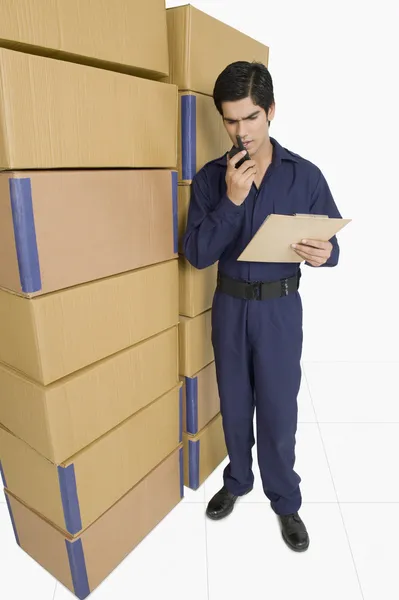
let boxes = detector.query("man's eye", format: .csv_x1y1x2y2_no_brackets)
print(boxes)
249,116,258,120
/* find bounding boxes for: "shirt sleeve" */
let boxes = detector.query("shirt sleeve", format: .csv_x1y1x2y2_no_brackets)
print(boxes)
182,169,245,269
306,169,342,268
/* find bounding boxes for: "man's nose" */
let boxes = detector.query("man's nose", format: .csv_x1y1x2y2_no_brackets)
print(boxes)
236,121,246,138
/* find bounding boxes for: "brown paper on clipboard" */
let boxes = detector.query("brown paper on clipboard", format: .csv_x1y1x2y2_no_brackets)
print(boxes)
237,213,352,263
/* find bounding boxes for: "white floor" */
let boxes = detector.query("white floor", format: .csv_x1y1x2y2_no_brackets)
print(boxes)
1,361,398,600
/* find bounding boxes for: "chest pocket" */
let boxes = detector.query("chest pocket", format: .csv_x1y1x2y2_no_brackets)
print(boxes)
266,178,310,218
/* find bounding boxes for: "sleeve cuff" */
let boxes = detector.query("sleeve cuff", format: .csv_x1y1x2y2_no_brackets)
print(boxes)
212,193,245,220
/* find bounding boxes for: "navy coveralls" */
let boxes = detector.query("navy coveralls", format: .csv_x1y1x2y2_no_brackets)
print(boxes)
183,137,342,515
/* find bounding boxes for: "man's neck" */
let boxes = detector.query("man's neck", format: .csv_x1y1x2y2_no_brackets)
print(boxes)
253,138,274,171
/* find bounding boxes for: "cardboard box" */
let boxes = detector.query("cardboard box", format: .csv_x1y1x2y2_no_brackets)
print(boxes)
182,361,220,434
178,184,191,253
183,413,227,490
179,310,214,377
0,385,183,534
0,170,178,296
0,0,169,79
179,257,217,317
166,5,269,95
0,327,179,464
4,446,183,600
0,49,177,170
178,91,230,182
0,260,178,385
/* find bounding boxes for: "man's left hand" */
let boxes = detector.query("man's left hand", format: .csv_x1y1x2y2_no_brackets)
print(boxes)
291,239,333,267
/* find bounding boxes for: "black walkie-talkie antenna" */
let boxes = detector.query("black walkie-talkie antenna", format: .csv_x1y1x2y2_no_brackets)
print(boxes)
229,135,251,168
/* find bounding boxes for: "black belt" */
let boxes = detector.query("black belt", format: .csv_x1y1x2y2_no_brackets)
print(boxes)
217,271,301,301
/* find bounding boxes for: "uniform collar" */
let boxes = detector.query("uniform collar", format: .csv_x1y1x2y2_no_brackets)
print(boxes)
213,137,299,167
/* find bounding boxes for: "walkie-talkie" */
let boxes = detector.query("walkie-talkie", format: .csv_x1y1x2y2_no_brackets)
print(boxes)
229,135,251,169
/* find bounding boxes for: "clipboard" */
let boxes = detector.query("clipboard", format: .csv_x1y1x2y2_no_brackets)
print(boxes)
237,213,352,263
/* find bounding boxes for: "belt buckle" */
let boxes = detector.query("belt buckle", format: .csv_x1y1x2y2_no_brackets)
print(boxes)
248,281,262,300
280,278,289,297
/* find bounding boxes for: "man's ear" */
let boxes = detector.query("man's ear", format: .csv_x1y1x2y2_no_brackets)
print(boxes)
267,103,276,123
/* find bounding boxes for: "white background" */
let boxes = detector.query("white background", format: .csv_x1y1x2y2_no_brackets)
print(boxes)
2,3,399,600
167,0,399,361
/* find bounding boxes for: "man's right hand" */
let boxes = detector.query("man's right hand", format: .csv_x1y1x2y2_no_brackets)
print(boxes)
226,150,257,206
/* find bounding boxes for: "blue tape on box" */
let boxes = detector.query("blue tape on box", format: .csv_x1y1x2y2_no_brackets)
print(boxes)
58,464,83,535
171,171,178,253
9,178,42,293
65,539,90,600
179,447,184,499
5,494,20,547
185,376,199,434
181,95,196,181
188,439,200,490
179,387,183,443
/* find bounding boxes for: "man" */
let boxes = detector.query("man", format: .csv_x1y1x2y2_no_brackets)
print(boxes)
182,61,342,553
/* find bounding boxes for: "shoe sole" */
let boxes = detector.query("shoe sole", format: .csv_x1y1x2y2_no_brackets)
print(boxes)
281,530,310,552
206,487,253,521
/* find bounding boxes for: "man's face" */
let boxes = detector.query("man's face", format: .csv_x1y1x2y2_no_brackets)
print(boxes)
221,96,275,157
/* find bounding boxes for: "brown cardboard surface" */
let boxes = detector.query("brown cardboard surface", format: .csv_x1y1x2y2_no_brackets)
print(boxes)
238,213,352,262
0,386,182,533
0,49,177,170
0,175,20,292
0,0,169,79
179,310,214,377
183,413,227,489
6,487,75,592
179,257,217,317
0,170,178,296
0,326,179,463
5,446,182,597
178,91,230,182
178,184,191,253
0,259,179,385
182,361,220,434
166,5,269,95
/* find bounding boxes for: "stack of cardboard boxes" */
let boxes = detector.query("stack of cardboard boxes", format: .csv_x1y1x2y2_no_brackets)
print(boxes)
0,1,271,596
0,1,182,598
165,5,269,490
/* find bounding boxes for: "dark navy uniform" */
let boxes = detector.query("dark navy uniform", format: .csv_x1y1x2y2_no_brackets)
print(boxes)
183,137,342,515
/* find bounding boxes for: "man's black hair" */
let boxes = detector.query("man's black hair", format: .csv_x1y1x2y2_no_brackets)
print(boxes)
213,61,275,126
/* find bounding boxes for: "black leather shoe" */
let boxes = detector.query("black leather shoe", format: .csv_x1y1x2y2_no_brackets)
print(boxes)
278,512,310,552
206,485,252,520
